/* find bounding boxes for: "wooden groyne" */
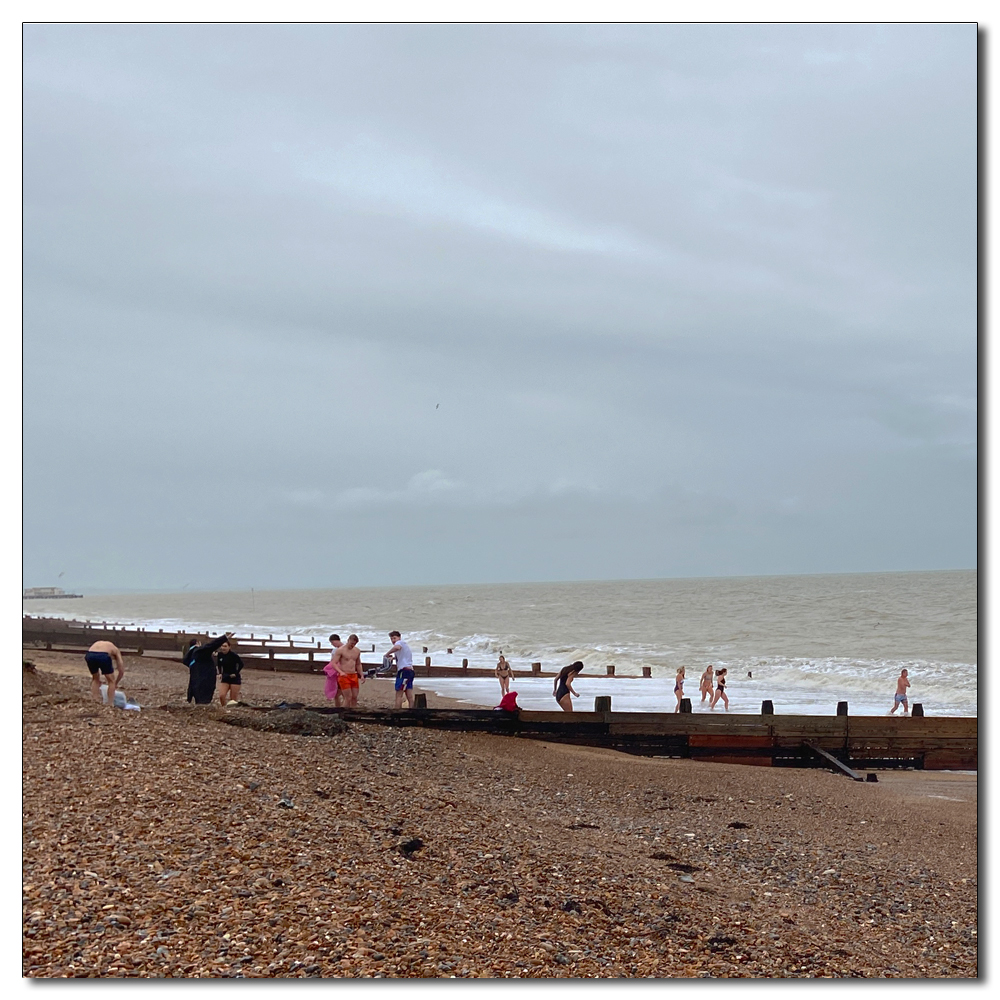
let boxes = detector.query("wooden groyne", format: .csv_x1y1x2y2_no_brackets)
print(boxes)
250,703,977,772
21,617,651,679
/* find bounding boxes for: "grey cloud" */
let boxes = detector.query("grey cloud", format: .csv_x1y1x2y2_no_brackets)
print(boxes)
22,23,976,591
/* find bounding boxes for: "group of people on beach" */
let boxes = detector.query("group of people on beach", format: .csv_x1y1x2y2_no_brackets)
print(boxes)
183,633,244,706
323,631,416,709
83,632,915,717
674,665,729,712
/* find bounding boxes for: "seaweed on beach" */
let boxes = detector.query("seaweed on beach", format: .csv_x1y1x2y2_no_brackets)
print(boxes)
217,706,349,737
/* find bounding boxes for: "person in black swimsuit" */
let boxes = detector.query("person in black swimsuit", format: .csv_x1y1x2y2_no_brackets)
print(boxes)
216,639,244,707
710,667,729,710
553,661,584,712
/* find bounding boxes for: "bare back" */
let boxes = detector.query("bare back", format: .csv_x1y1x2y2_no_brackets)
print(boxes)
88,641,123,668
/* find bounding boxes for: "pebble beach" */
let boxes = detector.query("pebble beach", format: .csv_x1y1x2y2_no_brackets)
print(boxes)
23,651,977,978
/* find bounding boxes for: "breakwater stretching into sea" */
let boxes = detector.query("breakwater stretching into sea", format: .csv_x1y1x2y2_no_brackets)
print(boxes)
23,570,976,717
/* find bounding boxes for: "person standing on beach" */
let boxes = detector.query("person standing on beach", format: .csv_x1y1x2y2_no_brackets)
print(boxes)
330,634,365,708
185,632,232,705
710,667,729,710
496,654,514,697
889,668,911,715
699,666,714,705
387,630,415,709
84,640,125,705
216,639,244,707
553,661,584,712
674,666,686,713
323,634,344,705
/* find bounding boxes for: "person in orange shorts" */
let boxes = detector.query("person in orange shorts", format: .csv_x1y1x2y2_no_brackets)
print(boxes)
331,634,365,708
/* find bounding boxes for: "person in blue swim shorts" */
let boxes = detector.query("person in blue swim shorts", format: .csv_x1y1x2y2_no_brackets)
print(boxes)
889,668,911,715
387,630,415,709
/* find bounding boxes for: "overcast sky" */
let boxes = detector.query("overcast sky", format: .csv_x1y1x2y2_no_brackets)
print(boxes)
22,23,976,592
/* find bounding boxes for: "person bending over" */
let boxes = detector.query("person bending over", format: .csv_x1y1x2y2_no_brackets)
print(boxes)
84,640,125,704
554,661,584,712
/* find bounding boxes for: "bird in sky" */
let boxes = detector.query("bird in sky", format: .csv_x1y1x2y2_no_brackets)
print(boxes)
436,403,440,409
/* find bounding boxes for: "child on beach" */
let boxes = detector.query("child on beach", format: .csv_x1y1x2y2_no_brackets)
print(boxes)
889,668,911,715
674,666,686,713
496,654,514,696
699,666,714,704
710,668,729,710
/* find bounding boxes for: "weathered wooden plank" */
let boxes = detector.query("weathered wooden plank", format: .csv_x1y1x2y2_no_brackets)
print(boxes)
804,742,864,780
922,749,977,769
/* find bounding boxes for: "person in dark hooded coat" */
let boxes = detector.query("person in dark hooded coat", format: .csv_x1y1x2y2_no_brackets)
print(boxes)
185,632,232,704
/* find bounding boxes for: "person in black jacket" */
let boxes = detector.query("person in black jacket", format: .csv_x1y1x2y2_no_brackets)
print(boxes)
216,639,244,707
185,632,232,705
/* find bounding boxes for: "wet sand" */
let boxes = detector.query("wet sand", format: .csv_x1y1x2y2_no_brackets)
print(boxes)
23,651,977,978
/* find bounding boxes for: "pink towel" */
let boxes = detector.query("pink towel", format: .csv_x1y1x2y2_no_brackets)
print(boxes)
323,660,340,701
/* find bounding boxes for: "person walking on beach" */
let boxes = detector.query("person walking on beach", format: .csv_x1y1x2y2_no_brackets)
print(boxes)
387,630,415,709
710,667,729,710
674,666,686,713
699,665,714,704
84,640,125,705
496,654,514,697
185,632,232,705
330,634,365,708
554,661,584,712
323,634,344,705
216,639,244,707
889,668,911,715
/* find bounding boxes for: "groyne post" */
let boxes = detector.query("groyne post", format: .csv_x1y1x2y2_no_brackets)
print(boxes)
837,702,849,716
531,662,541,675
606,665,615,676
594,696,612,713
680,698,692,713
912,703,924,717
761,700,774,715
642,666,652,678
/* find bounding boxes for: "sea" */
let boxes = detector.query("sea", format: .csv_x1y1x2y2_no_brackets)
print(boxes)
23,570,977,717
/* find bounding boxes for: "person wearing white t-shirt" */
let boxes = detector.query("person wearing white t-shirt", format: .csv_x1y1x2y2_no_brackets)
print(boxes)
387,630,415,708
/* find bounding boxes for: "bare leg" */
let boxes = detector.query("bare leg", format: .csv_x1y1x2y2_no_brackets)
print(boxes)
229,684,241,704
219,683,230,707
721,691,729,711
394,687,404,709
558,694,573,712
90,671,104,703
104,672,117,706
404,687,415,708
